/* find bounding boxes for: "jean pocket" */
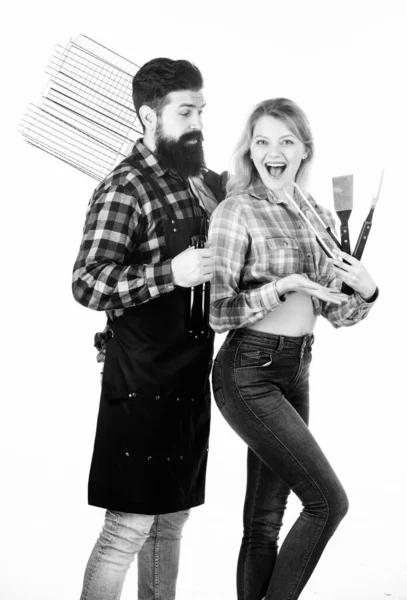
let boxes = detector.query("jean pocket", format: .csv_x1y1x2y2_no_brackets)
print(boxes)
238,347,274,369
211,360,226,410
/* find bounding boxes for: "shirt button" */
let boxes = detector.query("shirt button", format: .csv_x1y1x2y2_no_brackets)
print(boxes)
307,253,312,258
283,241,289,246
173,228,177,232
299,224,304,229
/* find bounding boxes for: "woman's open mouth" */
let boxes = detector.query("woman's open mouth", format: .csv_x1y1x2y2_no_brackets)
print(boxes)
265,162,287,178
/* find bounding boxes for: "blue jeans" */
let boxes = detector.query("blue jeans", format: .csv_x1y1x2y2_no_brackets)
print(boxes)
212,329,349,600
80,509,190,600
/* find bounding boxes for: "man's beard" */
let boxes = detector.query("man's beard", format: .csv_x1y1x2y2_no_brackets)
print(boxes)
154,125,205,178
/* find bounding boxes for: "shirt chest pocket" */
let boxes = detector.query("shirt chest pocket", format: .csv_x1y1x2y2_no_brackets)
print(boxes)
265,236,303,277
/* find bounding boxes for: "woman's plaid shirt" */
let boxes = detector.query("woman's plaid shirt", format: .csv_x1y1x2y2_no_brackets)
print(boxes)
72,140,212,320
208,184,376,332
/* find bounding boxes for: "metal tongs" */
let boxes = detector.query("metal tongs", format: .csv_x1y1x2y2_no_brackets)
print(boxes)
284,172,384,293
283,184,339,258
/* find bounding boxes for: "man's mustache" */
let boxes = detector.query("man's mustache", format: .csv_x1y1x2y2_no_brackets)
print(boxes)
179,131,204,144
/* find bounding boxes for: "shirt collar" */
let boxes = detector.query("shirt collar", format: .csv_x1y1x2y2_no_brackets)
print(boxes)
248,183,283,203
131,139,169,179
131,139,197,182
248,182,317,210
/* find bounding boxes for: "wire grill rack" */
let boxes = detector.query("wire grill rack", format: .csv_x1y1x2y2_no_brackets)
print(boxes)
19,35,142,180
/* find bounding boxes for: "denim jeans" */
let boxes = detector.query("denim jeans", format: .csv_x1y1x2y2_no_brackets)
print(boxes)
80,509,190,600
212,328,349,600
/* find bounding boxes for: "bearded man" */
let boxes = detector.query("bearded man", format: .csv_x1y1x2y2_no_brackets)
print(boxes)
72,58,225,600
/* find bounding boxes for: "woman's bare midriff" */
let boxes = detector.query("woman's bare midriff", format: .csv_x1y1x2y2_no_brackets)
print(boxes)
247,292,317,336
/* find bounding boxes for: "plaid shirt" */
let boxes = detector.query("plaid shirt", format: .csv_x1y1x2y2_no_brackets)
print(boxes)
208,183,376,332
72,140,215,320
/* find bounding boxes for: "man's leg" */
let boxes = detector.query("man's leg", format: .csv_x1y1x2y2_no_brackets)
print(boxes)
80,510,155,600
137,509,191,600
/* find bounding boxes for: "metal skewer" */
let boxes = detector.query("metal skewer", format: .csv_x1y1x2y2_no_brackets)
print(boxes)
352,169,384,261
292,182,341,248
283,188,335,258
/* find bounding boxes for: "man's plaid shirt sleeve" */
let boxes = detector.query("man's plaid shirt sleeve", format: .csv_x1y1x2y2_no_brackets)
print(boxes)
72,184,174,312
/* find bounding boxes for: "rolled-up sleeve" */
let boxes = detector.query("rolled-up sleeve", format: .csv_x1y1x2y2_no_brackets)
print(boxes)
321,273,378,328
72,185,174,312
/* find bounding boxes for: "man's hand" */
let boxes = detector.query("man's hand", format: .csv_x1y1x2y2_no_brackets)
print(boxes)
171,246,214,287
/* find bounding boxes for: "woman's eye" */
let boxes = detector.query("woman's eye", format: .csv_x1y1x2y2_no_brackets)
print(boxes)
180,111,191,117
282,139,294,145
256,139,266,145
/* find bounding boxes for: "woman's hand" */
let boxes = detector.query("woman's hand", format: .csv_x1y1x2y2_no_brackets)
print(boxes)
276,274,349,305
328,250,377,300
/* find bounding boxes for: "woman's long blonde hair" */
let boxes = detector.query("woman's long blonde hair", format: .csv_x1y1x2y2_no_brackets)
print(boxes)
227,98,314,196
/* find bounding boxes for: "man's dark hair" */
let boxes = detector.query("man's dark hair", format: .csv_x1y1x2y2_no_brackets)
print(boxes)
132,58,203,124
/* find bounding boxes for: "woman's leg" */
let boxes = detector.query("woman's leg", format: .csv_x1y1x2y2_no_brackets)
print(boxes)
237,449,291,600
137,510,191,600
80,510,154,600
212,331,348,600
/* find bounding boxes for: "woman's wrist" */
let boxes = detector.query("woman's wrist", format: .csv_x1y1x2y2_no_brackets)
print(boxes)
360,285,379,303
276,278,290,300
357,281,377,302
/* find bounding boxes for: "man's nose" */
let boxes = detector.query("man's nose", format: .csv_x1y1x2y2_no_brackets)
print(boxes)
190,114,203,131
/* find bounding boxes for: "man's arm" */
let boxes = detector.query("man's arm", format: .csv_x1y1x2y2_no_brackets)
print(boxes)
72,184,175,312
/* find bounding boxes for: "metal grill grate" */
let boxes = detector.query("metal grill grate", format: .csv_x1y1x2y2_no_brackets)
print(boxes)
19,35,142,180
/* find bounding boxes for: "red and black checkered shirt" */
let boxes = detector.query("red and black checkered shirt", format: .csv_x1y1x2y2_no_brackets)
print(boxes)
72,140,215,320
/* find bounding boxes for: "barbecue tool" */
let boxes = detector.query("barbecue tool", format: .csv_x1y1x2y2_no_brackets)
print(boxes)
185,235,211,339
352,169,384,261
283,189,336,258
332,174,353,255
293,182,341,249
19,35,142,181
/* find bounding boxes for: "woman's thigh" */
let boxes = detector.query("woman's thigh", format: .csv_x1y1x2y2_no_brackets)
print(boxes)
212,342,344,508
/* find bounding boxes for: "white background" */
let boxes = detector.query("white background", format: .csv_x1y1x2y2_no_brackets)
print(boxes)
2,1,407,599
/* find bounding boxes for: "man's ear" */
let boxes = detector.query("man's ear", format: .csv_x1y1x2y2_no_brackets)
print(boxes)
139,105,157,132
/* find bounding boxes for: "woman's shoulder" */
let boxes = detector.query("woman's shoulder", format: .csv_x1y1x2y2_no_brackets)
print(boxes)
213,192,255,217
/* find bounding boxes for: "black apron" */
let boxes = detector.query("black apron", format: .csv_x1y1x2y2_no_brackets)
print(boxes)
87,162,214,515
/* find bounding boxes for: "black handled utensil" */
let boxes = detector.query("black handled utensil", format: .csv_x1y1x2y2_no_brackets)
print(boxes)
332,174,354,294
352,169,384,261
332,174,353,255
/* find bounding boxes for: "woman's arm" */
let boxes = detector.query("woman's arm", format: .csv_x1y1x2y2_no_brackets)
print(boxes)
320,250,379,328
208,198,347,333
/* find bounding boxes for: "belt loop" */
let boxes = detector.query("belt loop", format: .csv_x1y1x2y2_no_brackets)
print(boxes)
277,336,284,353
225,329,238,346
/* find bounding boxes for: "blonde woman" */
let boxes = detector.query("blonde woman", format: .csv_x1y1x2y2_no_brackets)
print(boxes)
208,98,378,600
